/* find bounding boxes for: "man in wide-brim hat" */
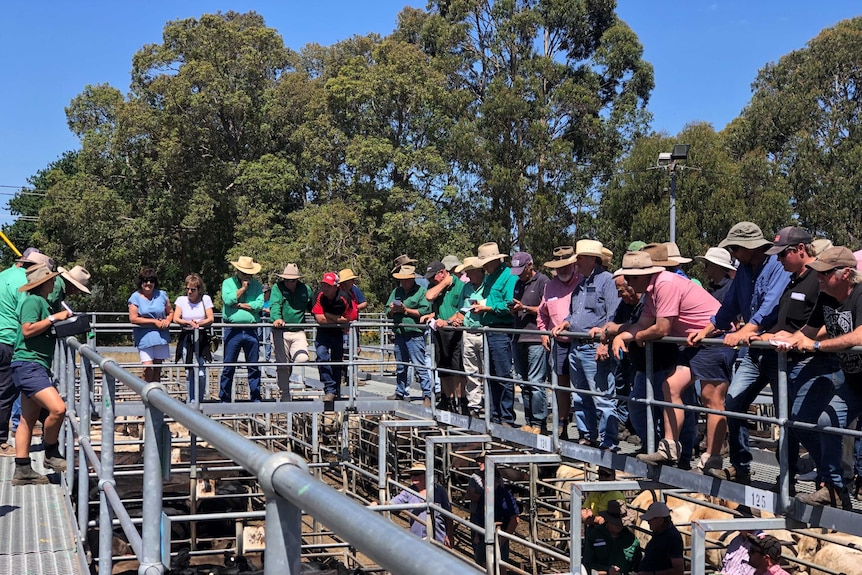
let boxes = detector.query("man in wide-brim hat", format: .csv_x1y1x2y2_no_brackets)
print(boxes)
689,222,790,484
386,265,433,405
470,242,518,425
551,238,620,449
10,264,74,485
537,246,581,438
58,265,91,296
269,263,313,400
219,255,265,402
610,250,735,472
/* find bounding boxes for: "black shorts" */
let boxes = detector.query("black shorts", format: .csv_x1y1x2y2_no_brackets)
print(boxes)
679,345,735,383
11,361,54,397
433,329,463,371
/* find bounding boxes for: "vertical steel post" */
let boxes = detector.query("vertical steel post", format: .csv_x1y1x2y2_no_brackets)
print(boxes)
669,166,678,243
139,383,166,575
99,371,117,575
776,350,791,511
484,457,497,573
64,343,76,488
77,348,91,535
570,482,583,573
258,453,306,575
645,341,656,454
691,521,706,575
482,328,491,427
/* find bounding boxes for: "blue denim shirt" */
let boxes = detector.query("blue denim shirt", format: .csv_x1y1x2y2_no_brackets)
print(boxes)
712,254,789,331
566,265,620,331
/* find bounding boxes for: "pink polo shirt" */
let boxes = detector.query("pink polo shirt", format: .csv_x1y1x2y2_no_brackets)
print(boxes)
537,273,581,342
643,271,720,337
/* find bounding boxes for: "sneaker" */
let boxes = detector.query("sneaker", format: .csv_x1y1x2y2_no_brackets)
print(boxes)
796,483,852,510
696,453,724,474
637,439,680,465
386,394,406,401
707,465,752,485
0,443,15,457
11,465,49,486
322,393,337,402
44,455,67,472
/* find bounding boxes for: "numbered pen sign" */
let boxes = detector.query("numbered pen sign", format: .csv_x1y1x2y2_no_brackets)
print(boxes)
438,410,452,425
536,434,552,452
744,486,774,511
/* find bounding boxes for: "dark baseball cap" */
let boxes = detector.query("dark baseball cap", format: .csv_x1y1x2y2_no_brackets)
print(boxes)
424,261,446,279
765,227,813,255
510,252,533,275
746,533,782,561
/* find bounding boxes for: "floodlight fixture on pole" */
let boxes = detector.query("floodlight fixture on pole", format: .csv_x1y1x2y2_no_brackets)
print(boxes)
658,144,690,243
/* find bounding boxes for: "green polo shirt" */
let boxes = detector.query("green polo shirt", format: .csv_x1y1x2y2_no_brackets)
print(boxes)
221,275,264,324
0,266,27,346
480,263,517,326
269,280,312,331
13,294,54,369
458,282,485,328
432,279,465,322
386,282,431,336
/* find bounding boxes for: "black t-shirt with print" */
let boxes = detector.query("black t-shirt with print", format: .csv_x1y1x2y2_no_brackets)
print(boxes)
807,283,862,385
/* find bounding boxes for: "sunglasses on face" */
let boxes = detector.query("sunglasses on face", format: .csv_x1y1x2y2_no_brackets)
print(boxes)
186,287,199,292
817,267,844,276
142,277,157,284
777,247,797,259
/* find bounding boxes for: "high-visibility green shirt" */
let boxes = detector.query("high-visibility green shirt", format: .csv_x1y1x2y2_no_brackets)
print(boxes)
13,294,54,369
0,266,27,346
221,275,264,324
386,282,431,336
269,280,312,331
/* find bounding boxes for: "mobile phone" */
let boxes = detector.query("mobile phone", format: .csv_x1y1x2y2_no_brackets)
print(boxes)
507,300,516,308
393,299,403,307
469,298,479,305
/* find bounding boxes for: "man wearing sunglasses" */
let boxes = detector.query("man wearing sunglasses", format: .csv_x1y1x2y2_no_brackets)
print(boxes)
775,247,862,509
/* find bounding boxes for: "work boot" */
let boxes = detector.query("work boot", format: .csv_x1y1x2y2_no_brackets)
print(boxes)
12,459,49,486
436,396,450,411
322,393,336,402
0,442,15,456
386,393,405,401
459,397,470,416
637,438,680,465
707,465,752,485
695,453,724,474
854,476,862,501
43,442,66,472
796,483,852,510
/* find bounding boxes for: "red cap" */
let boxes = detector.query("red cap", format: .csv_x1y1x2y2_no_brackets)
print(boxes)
321,272,338,286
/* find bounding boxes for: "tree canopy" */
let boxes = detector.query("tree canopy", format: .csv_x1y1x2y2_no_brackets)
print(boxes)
6,8,861,310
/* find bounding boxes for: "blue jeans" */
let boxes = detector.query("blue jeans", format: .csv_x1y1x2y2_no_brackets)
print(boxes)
514,341,548,426
219,326,261,402
629,368,697,460
724,351,774,472
181,339,207,404
315,330,344,396
258,324,272,362
487,332,515,425
817,372,862,489
569,343,617,448
394,334,431,399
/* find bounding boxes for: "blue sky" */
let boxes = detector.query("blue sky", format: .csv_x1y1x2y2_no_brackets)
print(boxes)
0,1,859,223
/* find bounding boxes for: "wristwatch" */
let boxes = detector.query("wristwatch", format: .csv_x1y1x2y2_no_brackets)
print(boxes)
813,341,821,352
48,315,56,324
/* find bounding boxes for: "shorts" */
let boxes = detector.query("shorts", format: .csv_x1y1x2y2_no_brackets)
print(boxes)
679,345,734,383
139,344,170,362
433,329,463,371
11,361,54,397
549,340,571,377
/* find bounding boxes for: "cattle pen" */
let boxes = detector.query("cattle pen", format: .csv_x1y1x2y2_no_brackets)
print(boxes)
14,316,862,575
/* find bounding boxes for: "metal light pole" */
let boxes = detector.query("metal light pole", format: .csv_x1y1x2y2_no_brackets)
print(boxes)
658,144,690,244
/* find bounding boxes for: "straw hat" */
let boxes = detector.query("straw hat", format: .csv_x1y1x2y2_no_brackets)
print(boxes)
231,256,262,275
663,242,692,264
455,256,480,274
58,265,91,294
544,246,577,269
612,252,665,277
601,247,613,268
16,247,55,271
391,254,417,273
641,243,678,267
393,265,417,280
277,263,302,280
338,268,359,282
405,462,427,475
18,264,59,293
575,239,604,259
475,242,508,265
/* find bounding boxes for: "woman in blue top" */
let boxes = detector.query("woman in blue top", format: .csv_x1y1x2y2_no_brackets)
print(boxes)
128,267,173,383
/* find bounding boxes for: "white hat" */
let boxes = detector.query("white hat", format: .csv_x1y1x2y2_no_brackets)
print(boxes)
695,247,736,271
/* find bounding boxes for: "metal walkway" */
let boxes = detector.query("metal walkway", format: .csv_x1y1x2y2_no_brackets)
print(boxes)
0,451,85,575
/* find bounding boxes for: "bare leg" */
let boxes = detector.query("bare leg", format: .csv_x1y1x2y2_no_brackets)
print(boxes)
700,380,728,456
663,366,693,441
142,358,164,383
